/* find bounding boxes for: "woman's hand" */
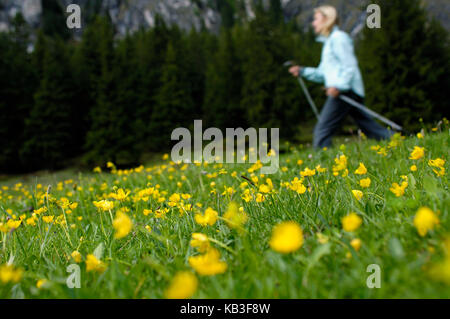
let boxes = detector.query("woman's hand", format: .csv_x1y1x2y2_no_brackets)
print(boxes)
326,87,340,98
289,65,302,77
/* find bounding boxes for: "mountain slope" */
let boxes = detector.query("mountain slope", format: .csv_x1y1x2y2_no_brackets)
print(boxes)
0,0,448,35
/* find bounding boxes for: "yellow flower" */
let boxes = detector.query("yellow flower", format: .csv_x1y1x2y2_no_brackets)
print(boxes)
26,217,37,226
413,207,439,237
85,254,107,273
36,279,48,289
112,188,130,201
93,200,114,211
0,264,23,284
350,238,362,251
71,250,82,263
33,206,48,215
316,232,329,244
354,162,367,175
189,248,227,276
342,213,362,232
241,189,252,202
195,207,218,226
352,190,363,201
190,233,210,253
428,158,446,176
409,146,425,160
410,165,417,172
269,221,303,254
259,184,271,193
223,202,248,230
42,216,54,224
359,177,371,188
300,167,316,177
169,193,181,204
332,155,347,173
315,165,327,173
113,211,133,239
433,167,445,177
289,177,306,194
390,181,408,197
93,166,102,173
417,132,424,139
377,147,387,156
428,158,445,168
165,271,198,299
143,209,152,216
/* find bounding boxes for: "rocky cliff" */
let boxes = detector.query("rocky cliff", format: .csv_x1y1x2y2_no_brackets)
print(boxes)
0,0,448,36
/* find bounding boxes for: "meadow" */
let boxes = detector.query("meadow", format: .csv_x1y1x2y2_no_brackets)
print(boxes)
0,123,448,299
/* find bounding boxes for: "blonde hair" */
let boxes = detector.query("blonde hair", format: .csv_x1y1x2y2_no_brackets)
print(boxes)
314,5,339,36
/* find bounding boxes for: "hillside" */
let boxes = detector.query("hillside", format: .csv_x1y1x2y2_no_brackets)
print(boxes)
0,0,449,36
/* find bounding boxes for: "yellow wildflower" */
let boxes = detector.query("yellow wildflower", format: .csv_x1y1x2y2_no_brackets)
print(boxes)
189,248,227,276
71,250,82,263
190,233,210,253
85,254,107,273
36,279,48,289
223,202,248,230
269,221,303,254
350,238,362,251
316,232,329,244
390,181,408,197
354,162,367,175
93,200,114,211
42,216,54,224
413,207,439,237
165,271,198,299
342,213,362,232
300,167,316,177
359,177,371,188
0,264,23,284
352,190,363,201
409,146,425,160
112,211,133,239
194,207,218,226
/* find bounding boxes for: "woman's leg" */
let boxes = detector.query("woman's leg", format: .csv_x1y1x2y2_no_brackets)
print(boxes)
346,92,394,141
313,97,350,149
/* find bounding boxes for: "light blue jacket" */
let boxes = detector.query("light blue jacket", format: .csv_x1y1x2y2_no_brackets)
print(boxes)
301,26,365,97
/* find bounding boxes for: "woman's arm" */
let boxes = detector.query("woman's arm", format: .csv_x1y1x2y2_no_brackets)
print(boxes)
300,63,325,83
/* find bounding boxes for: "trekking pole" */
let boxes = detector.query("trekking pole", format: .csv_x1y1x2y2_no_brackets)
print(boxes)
338,95,403,131
284,61,320,120
283,60,403,132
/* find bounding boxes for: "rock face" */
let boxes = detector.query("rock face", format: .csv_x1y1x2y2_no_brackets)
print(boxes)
0,0,448,35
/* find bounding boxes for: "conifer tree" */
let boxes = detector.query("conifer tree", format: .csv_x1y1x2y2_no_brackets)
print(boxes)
83,18,119,165
0,14,36,172
149,41,194,150
204,29,244,129
20,37,76,170
358,0,450,130
41,0,71,40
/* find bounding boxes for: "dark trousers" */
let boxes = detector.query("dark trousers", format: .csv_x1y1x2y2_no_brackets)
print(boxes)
313,91,393,149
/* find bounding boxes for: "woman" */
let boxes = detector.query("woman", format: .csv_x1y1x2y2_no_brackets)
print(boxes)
289,5,392,149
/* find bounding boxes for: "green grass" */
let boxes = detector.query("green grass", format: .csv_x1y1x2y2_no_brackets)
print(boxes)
0,129,448,298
